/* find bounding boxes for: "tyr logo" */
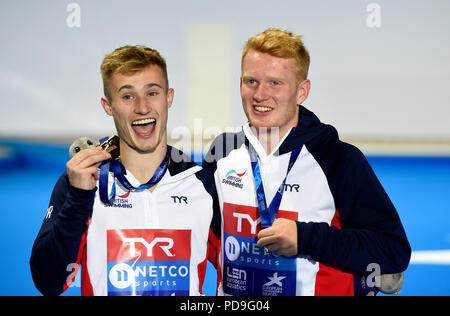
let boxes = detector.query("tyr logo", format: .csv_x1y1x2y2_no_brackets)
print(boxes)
233,212,260,235
284,183,300,192
171,196,188,204
123,237,175,257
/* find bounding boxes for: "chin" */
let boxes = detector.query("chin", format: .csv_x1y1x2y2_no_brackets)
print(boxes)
249,119,274,129
138,141,159,153
124,136,155,154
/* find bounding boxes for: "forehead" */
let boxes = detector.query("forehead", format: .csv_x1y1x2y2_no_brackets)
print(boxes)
111,65,166,90
242,50,297,79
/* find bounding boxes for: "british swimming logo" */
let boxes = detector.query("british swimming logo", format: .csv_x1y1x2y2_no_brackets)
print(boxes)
107,229,191,296
105,189,133,208
222,169,247,189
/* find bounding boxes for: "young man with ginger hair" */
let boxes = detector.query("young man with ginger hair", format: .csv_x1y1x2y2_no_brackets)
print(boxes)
203,28,410,296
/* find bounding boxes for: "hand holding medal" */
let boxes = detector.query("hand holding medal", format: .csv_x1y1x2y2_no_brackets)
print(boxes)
256,218,298,257
97,135,120,160
68,135,169,204
66,135,119,191
66,142,112,191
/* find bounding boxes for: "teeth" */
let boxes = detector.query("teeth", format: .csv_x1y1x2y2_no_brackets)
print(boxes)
254,106,273,112
132,118,156,126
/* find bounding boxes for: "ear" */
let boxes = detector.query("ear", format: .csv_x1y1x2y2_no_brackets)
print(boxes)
296,79,311,105
101,97,113,116
166,88,174,109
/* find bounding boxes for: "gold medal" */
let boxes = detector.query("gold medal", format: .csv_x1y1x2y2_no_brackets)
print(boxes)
98,135,120,159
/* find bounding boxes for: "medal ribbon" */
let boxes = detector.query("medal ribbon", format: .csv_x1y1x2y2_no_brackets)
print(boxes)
99,140,169,205
249,145,301,228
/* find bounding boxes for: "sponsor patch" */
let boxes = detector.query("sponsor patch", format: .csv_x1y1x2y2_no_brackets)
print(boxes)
107,229,191,296
222,202,298,296
222,169,247,189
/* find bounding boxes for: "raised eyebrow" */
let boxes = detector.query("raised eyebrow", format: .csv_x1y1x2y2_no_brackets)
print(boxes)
117,83,163,93
144,83,163,90
117,85,134,93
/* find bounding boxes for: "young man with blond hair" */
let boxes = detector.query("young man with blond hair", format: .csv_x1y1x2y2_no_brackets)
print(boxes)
30,45,220,296
203,28,410,296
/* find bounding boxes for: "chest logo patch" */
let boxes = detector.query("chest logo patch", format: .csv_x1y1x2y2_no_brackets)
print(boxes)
107,229,191,296
222,203,298,296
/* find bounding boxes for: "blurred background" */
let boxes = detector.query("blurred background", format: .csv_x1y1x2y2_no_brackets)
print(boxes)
0,0,449,296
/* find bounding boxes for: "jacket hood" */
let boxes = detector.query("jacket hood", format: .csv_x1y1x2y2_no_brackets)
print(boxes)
278,105,339,155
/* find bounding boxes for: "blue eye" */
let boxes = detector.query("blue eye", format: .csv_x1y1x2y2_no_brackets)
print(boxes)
244,78,257,85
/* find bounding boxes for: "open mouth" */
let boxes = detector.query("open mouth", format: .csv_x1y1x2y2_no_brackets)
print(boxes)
254,105,273,113
132,118,156,126
131,118,156,138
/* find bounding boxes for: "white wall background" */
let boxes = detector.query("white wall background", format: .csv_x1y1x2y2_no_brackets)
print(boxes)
1,0,449,141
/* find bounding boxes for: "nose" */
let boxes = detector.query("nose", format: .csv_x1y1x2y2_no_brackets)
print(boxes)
134,96,152,115
253,83,269,102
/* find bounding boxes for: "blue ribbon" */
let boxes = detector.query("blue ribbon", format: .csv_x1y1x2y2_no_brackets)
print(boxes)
99,159,116,205
98,138,169,205
249,145,301,228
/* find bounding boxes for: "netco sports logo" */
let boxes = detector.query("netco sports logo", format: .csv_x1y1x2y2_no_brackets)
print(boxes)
107,229,191,296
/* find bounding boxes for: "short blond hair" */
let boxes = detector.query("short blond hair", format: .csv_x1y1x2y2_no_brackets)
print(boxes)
242,27,310,80
101,45,169,100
